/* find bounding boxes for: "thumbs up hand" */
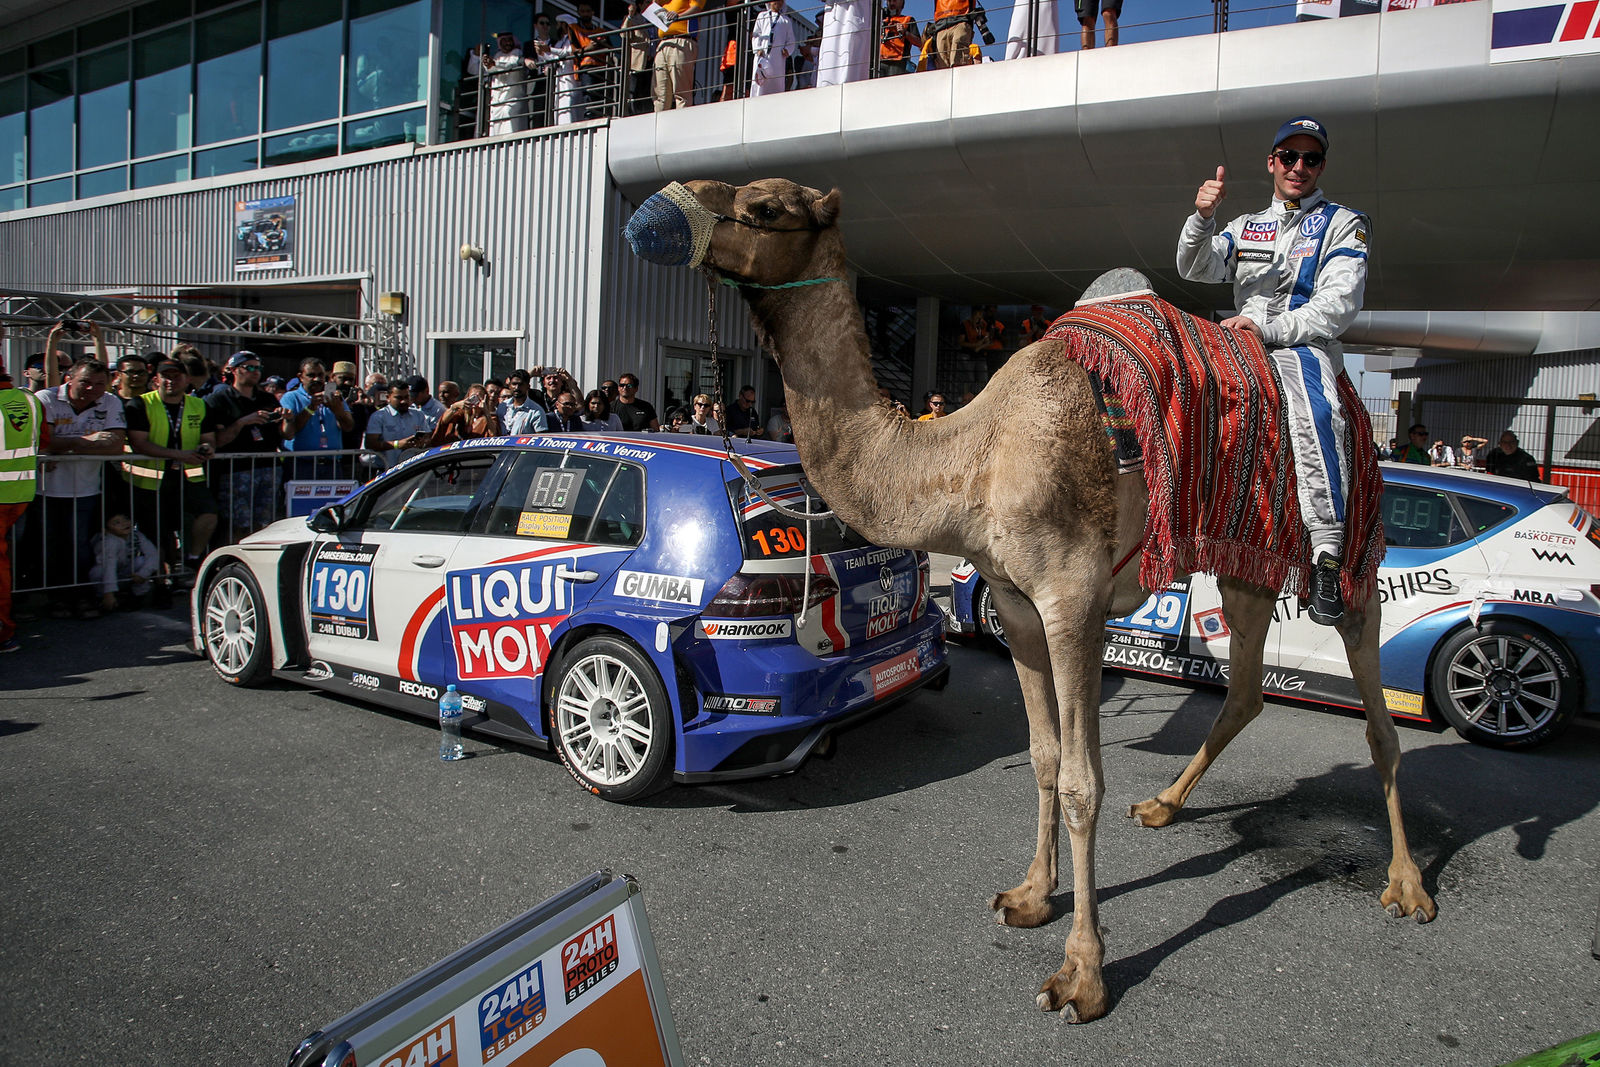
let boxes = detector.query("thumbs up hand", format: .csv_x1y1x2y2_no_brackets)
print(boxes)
1195,165,1227,220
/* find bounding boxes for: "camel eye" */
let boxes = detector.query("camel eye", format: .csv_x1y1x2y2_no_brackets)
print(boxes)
756,204,780,222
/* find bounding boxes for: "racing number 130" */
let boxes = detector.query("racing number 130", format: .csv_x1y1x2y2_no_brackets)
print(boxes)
750,526,807,556
312,565,368,614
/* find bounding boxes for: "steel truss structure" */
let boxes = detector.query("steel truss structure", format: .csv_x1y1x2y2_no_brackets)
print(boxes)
0,287,409,376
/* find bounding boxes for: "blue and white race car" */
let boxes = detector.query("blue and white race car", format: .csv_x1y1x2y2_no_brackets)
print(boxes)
946,463,1598,749
192,433,947,799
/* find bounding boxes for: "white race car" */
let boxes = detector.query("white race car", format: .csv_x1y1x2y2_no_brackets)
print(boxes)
947,463,1599,749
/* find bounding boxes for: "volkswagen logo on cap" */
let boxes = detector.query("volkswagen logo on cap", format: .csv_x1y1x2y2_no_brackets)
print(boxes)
879,566,894,591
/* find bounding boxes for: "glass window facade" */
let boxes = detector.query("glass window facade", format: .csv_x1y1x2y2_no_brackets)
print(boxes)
2,0,434,211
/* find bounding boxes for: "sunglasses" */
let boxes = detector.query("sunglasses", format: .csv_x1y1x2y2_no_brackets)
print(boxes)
694,401,709,407
929,400,946,406
1273,149,1324,169
620,382,638,389
236,364,262,372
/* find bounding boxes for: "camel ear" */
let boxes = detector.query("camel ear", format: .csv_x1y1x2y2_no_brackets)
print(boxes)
809,188,843,228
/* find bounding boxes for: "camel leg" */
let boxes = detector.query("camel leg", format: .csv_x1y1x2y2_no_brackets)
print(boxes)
1129,577,1275,827
1336,590,1437,923
987,583,1061,929
1032,584,1111,1023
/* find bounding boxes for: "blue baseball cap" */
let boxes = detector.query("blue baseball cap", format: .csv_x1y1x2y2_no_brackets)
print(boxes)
1273,116,1328,152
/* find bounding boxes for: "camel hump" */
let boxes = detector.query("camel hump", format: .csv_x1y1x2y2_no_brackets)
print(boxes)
1076,268,1155,307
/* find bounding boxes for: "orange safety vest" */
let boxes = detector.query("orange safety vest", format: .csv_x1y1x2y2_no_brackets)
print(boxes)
570,19,606,67
880,15,921,60
658,0,703,39
721,38,737,70
933,0,972,21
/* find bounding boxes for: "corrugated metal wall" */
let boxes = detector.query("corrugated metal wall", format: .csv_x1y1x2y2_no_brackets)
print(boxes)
597,185,760,382
0,128,612,383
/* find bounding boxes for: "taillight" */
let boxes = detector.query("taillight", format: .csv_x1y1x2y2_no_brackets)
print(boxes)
704,571,838,617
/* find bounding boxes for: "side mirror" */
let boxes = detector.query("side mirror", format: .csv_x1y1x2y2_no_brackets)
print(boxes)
308,505,344,533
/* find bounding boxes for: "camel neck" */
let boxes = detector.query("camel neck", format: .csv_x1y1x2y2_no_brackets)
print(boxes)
741,243,955,552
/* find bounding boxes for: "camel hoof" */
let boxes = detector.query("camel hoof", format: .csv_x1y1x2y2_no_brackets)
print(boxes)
989,891,1053,928
1034,992,1051,1011
1036,967,1108,1024
1385,902,1402,919
1381,881,1437,924
1128,798,1177,828
1412,906,1433,925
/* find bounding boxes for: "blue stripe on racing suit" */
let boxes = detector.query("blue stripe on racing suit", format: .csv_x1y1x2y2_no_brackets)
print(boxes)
1295,345,1346,523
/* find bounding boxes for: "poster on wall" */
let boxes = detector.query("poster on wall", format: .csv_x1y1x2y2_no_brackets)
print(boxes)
233,195,296,272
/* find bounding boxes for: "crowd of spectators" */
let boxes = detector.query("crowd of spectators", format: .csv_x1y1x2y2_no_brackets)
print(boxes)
1387,424,1543,480
460,0,1122,129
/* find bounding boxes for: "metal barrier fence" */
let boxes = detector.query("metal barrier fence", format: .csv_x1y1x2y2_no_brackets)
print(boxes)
9,449,380,607
1410,395,1600,513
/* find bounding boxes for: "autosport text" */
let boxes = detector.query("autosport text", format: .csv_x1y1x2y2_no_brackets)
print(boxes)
703,694,781,714
562,915,619,1005
447,564,570,680
379,1018,457,1067
478,960,546,1058
871,648,921,698
615,569,705,605
699,619,792,640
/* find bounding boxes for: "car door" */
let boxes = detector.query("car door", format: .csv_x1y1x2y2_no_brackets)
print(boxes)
1277,480,1487,685
430,447,646,734
302,450,501,691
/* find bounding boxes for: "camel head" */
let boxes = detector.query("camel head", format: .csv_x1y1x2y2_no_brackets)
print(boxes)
624,178,842,288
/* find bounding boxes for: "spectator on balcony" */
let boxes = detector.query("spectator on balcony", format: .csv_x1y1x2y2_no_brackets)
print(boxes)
793,25,820,87
725,385,766,439
929,0,977,68
472,30,531,134
407,375,446,423
1077,0,1119,49
536,15,583,125
817,0,871,86
621,2,656,115
206,352,282,539
653,0,704,111
1485,431,1542,482
751,0,799,97
613,373,661,431
1020,305,1053,346
499,370,549,434
570,2,611,118
33,357,126,617
879,0,921,75
365,382,434,469
123,357,222,598
1006,0,1058,58
582,389,624,431
719,36,739,103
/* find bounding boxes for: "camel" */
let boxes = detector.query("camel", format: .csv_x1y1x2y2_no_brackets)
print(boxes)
626,177,1437,1023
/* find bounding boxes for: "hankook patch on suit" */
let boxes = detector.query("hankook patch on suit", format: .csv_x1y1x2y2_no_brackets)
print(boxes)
1237,249,1273,262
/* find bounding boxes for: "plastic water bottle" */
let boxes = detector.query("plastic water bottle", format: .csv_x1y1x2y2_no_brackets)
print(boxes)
438,685,464,761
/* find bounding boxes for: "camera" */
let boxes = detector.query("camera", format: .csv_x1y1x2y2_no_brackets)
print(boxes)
57,318,82,333
972,3,996,46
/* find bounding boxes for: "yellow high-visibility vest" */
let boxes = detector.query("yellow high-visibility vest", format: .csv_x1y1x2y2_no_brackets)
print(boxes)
123,392,207,489
0,386,43,504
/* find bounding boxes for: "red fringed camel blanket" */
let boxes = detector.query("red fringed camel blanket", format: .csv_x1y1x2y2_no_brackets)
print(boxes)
1044,294,1384,607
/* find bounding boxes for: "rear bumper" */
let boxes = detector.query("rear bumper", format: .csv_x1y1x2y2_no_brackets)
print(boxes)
674,661,950,784
673,613,948,782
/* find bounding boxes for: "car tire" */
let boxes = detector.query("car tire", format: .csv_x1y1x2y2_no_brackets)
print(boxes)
1430,620,1580,749
550,635,673,801
201,563,272,687
976,581,1009,651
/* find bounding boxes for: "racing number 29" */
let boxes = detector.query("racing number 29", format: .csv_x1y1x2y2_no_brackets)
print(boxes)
749,526,807,557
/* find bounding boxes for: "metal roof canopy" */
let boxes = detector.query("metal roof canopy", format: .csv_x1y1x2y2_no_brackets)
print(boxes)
0,286,405,372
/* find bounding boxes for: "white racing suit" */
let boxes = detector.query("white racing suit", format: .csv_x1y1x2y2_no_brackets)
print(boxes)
1175,188,1370,557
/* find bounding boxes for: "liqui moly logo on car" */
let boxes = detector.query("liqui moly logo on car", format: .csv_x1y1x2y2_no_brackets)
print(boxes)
446,563,571,680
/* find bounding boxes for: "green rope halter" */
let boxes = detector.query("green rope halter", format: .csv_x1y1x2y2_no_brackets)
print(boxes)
720,276,844,290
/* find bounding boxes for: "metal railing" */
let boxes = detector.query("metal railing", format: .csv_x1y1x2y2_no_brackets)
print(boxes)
8,449,379,606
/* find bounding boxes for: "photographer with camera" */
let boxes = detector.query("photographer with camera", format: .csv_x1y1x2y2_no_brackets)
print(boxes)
878,0,921,76
1077,0,1119,49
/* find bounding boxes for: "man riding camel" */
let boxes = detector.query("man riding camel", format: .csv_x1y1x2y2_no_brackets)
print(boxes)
1176,115,1370,626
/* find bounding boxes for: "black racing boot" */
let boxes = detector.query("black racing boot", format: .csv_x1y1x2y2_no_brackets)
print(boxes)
1306,551,1345,626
